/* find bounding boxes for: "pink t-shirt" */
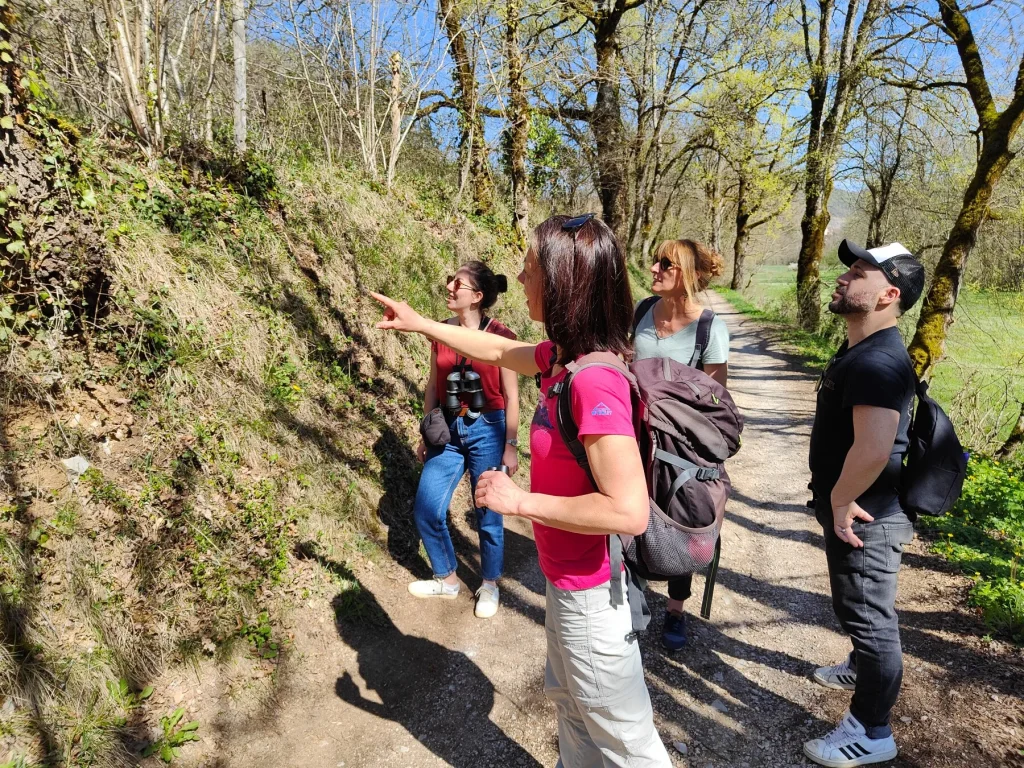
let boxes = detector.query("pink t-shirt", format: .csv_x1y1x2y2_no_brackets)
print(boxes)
530,341,636,590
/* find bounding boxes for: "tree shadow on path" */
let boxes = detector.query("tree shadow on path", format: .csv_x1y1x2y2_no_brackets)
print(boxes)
307,548,543,768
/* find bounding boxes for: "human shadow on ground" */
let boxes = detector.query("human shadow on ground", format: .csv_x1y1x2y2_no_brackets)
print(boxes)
639,590,833,764
729,489,815,517
724,505,826,550
308,549,543,768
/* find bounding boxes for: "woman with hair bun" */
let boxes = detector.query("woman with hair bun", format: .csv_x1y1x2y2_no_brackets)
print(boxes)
407,260,519,619
633,239,730,652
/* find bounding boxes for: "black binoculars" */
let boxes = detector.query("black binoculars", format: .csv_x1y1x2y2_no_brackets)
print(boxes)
445,366,486,413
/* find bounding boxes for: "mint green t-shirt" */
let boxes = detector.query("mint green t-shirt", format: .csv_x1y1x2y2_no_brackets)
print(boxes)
633,300,730,366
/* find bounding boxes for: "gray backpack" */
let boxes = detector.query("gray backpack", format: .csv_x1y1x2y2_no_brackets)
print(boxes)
552,343,743,629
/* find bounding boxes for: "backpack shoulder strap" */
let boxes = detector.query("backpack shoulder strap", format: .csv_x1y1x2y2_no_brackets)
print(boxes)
631,296,661,339
551,352,640,616
552,353,635,484
688,309,716,370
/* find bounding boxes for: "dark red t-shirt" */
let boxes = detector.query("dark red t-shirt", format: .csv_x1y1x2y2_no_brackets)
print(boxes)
432,318,517,411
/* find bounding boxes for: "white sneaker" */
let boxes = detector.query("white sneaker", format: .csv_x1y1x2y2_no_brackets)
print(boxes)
813,658,857,690
804,710,898,767
474,583,499,619
408,578,460,599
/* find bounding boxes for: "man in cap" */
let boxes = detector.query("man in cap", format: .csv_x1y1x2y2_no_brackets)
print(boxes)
803,240,926,767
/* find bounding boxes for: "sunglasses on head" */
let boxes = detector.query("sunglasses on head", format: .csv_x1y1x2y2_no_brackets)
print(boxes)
561,213,597,265
562,213,596,235
446,276,477,293
652,256,676,272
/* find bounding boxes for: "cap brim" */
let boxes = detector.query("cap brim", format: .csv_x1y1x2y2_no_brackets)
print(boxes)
838,239,878,268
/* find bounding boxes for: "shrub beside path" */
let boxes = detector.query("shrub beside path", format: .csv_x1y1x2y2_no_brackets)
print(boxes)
202,295,1023,768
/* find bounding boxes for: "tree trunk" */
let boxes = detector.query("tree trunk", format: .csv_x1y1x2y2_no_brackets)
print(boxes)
592,18,627,240
231,0,247,153
704,153,725,254
997,402,1024,460
438,0,492,216
796,136,832,331
103,0,153,146
505,0,529,244
907,140,1019,377
204,0,222,144
386,51,402,189
796,198,830,332
732,175,751,291
906,0,1024,379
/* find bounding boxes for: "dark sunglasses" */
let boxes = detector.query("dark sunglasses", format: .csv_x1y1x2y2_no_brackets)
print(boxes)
652,256,676,272
562,213,596,234
562,213,596,264
446,276,478,293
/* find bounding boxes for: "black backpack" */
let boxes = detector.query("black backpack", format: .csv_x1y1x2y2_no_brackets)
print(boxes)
901,379,968,518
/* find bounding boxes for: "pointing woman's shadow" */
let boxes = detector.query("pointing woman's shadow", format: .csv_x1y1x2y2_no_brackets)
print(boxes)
320,552,542,767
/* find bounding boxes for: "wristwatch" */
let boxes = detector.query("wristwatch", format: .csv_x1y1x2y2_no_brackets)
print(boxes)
506,438,519,450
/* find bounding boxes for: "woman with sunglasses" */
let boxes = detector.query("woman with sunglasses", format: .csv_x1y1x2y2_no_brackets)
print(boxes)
407,261,519,619
373,215,672,767
635,239,729,652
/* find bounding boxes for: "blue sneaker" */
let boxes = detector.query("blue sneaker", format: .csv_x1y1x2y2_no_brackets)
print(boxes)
661,611,687,651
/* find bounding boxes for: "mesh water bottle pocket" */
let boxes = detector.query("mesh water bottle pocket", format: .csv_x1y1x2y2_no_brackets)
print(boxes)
625,507,720,579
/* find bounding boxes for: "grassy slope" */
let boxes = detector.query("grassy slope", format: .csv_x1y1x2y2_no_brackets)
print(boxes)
0,142,537,766
717,273,1024,643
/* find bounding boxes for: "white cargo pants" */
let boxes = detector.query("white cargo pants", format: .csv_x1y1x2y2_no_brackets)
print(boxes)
544,574,672,768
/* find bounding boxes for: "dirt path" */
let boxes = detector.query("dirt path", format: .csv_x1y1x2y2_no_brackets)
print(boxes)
196,296,1023,768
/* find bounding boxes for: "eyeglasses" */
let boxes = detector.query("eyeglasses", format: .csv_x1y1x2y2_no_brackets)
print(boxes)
446,276,477,293
562,213,596,264
652,256,676,272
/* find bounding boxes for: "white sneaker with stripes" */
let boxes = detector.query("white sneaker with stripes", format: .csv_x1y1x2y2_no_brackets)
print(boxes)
804,710,898,767
813,658,857,690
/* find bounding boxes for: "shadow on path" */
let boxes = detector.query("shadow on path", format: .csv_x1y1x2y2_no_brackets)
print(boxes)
301,548,543,767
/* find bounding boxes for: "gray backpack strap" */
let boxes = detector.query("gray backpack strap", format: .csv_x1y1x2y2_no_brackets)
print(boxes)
552,354,641,613
609,533,625,608
687,309,716,370
609,535,652,633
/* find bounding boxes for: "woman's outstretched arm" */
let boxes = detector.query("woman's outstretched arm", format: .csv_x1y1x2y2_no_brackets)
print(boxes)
372,292,541,377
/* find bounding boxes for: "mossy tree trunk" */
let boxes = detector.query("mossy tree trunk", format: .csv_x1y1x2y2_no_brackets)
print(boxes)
732,175,751,291
907,0,1024,378
591,8,629,240
795,0,886,331
505,0,529,245
439,0,493,217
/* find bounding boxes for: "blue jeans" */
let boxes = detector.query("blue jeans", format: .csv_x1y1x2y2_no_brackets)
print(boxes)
413,410,506,581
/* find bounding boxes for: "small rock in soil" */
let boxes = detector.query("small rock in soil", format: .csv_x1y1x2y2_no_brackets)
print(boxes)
673,741,688,755
900,716,912,724
711,699,729,713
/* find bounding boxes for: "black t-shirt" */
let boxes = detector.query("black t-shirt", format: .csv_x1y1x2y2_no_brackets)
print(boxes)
809,326,916,519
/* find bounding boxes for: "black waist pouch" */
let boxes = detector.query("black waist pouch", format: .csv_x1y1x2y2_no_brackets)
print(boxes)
420,408,452,448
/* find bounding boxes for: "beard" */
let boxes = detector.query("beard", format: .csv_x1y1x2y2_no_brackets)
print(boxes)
828,288,874,315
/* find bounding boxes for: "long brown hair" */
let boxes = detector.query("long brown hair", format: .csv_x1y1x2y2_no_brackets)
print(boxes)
531,215,633,364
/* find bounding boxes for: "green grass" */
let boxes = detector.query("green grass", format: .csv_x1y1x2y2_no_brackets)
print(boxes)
713,286,836,367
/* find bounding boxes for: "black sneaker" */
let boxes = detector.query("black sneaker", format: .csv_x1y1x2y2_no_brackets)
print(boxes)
661,611,687,651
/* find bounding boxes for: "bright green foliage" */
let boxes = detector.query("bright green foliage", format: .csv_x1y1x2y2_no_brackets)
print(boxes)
142,708,201,763
920,456,1024,641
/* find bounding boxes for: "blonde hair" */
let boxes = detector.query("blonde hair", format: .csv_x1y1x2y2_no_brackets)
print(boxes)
655,239,724,300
